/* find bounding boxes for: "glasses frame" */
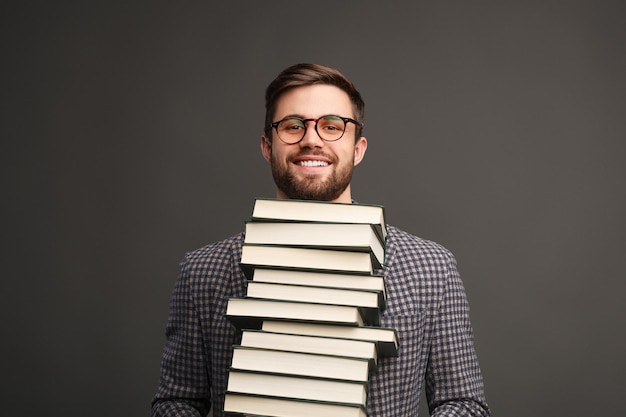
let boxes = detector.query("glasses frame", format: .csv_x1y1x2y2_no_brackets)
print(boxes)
270,114,362,144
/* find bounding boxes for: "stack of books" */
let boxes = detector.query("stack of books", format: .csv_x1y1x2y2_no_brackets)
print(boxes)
224,198,399,417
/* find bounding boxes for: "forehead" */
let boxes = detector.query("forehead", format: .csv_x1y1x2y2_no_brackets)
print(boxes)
274,84,353,119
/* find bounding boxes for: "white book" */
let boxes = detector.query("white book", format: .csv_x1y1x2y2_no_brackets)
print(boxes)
240,329,378,365
251,197,387,241
245,281,382,326
244,221,384,268
226,369,368,407
223,392,369,417
225,297,365,329
262,320,399,358
230,346,373,382
252,267,386,300
240,244,375,278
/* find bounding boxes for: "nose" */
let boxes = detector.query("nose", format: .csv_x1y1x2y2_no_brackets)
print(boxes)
298,120,325,148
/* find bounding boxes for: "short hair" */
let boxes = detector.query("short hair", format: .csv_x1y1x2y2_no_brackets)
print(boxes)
264,63,365,139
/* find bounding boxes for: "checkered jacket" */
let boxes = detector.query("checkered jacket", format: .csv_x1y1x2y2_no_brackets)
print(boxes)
152,225,490,416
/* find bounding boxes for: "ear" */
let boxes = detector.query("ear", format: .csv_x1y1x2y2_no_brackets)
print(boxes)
260,134,272,163
353,136,368,166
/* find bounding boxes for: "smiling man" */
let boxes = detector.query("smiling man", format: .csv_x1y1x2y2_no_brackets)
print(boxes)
152,63,490,416
261,83,367,203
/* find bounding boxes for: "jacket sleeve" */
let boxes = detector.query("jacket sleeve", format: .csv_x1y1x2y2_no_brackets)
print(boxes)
426,253,490,417
152,254,211,417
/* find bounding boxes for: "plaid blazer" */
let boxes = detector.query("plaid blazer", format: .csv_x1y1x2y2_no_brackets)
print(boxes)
152,225,490,416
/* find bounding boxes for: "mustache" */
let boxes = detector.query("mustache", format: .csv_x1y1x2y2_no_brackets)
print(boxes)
289,150,335,160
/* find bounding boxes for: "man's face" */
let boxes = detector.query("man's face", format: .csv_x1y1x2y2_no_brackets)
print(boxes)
261,84,367,203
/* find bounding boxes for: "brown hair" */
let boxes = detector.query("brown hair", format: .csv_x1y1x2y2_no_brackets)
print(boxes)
264,63,365,139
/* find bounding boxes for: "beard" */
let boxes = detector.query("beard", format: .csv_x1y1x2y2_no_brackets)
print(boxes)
270,150,354,201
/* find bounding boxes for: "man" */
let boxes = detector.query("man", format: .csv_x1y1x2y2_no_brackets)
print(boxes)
152,63,490,416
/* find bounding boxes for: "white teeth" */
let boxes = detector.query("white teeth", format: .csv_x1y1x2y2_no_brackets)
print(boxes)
298,160,328,167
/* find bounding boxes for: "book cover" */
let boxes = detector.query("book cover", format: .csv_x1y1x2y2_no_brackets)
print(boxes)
251,198,387,242
245,281,383,325
224,392,369,417
240,329,378,365
251,267,387,300
225,297,366,329
230,345,374,381
261,320,399,358
240,244,375,279
244,221,384,268
226,369,368,407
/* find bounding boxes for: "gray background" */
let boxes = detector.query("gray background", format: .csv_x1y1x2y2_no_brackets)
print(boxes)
3,1,625,416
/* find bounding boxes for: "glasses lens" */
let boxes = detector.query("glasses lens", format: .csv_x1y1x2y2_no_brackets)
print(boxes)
276,118,305,143
317,115,346,141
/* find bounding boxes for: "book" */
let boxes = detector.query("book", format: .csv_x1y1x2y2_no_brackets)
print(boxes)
225,198,395,416
230,346,374,381
262,320,399,358
225,297,366,329
251,268,387,300
240,244,375,279
245,281,382,326
226,369,368,406
240,329,378,365
251,198,387,242
244,221,384,269
223,392,369,417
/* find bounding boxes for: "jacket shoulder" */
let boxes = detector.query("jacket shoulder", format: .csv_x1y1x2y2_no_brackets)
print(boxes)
386,225,455,261
382,226,460,315
185,233,243,258
178,233,244,280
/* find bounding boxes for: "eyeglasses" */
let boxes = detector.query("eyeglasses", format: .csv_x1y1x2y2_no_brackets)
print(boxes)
270,114,362,144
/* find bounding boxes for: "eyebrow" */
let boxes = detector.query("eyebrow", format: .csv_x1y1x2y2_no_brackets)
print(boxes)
280,114,307,119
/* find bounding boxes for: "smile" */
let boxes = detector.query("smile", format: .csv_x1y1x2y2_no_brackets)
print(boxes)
297,160,329,167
